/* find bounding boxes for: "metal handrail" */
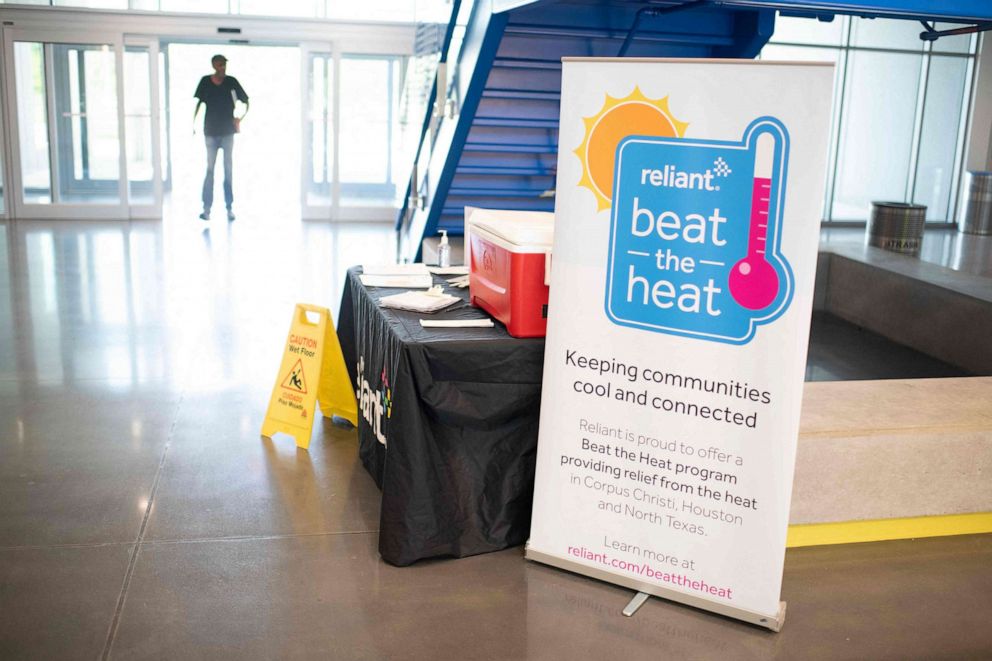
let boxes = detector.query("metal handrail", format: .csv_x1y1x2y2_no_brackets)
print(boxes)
396,0,467,231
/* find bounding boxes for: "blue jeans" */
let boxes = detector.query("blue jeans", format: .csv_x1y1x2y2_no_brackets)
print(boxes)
202,134,234,211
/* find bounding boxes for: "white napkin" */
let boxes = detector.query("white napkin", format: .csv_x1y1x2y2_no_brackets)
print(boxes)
428,266,470,276
379,287,460,313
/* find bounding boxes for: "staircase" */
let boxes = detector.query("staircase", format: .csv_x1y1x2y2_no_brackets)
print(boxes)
396,0,992,262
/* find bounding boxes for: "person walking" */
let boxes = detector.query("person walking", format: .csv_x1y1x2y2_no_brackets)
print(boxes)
193,54,249,221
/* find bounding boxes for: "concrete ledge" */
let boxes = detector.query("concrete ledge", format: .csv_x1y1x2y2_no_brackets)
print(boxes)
790,377,992,528
814,244,992,374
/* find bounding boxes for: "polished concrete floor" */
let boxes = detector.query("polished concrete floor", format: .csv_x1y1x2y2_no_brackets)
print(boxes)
804,312,968,381
1,209,991,660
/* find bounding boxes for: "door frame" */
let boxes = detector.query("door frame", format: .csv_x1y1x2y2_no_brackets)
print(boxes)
300,41,338,221
123,34,164,220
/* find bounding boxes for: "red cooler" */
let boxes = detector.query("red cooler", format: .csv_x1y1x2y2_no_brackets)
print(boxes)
468,210,554,338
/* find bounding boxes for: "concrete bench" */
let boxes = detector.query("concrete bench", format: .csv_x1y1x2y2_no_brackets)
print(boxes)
789,376,992,545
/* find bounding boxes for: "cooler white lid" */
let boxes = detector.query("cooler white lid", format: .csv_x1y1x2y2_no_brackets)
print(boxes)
470,210,555,249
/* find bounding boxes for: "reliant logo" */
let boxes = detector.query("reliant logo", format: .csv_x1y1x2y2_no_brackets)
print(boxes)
640,158,732,192
356,355,389,446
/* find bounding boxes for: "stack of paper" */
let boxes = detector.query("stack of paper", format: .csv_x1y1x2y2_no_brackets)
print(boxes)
379,289,460,313
363,263,430,276
361,263,433,289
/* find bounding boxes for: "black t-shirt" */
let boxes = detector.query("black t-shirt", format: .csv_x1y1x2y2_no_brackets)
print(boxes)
194,75,249,136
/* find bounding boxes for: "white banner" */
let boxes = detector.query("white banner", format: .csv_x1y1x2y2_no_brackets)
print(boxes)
527,58,834,630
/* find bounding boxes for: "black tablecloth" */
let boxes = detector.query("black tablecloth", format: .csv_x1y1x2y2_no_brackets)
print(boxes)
337,267,545,566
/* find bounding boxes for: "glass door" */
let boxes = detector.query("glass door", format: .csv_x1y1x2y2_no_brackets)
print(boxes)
1,29,162,220
301,43,337,220
51,42,122,206
123,37,164,218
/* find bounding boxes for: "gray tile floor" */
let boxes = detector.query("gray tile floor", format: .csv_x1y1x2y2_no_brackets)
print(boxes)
1,212,990,659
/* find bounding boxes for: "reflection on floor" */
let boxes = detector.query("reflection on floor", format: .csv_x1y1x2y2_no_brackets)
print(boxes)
1,212,990,659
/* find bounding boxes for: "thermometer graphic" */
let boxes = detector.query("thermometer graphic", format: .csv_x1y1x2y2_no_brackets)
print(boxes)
728,132,779,310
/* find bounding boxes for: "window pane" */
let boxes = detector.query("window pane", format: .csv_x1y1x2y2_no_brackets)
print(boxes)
327,0,414,22
159,0,227,12
759,44,838,64
53,0,128,8
340,56,398,204
82,48,120,182
45,44,121,204
125,48,155,205
771,15,845,46
14,42,52,204
832,51,922,220
850,17,924,51
238,0,318,17
306,54,333,208
914,56,969,221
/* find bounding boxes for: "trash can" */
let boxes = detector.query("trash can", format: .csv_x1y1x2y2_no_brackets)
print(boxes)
866,202,927,256
960,171,992,235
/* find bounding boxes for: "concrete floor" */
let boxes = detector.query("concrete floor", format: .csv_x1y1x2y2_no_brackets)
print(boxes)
1,210,990,659
805,311,969,381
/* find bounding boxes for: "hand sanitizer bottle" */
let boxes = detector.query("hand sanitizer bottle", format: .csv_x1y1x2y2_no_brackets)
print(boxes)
437,230,451,268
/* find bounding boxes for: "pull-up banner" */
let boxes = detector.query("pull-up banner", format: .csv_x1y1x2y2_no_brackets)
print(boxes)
526,59,834,631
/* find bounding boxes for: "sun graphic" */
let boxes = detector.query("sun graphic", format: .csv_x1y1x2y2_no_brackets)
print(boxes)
574,87,689,211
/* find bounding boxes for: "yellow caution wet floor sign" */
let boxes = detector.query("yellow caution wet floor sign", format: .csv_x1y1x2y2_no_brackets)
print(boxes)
261,303,357,449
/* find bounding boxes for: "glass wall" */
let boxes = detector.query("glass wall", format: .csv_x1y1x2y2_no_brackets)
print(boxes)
0,0,415,21
832,49,921,219
761,16,978,223
914,55,971,221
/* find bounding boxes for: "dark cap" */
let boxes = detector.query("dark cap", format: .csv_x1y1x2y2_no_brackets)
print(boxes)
211,54,228,64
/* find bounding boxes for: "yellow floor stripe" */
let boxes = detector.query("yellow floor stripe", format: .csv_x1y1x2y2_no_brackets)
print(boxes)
786,512,992,548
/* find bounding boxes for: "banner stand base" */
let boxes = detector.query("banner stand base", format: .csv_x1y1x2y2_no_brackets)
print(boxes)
525,545,787,632
622,592,650,617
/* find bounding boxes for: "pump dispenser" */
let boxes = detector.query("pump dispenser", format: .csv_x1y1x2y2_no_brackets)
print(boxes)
437,230,451,268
